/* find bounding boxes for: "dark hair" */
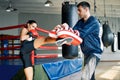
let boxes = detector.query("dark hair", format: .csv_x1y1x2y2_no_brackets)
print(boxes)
27,20,37,24
77,1,90,10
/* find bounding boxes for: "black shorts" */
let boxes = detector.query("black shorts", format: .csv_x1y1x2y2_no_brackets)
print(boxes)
21,40,35,53
20,40,35,68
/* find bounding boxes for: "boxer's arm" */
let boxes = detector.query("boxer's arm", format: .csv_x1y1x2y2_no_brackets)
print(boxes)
20,28,30,41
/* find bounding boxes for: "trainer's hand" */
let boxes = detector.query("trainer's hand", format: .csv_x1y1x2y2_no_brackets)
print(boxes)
52,25,62,32
52,23,69,32
61,23,69,30
48,23,69,38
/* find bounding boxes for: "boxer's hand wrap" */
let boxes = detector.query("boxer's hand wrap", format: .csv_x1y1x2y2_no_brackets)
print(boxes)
27,32,33,38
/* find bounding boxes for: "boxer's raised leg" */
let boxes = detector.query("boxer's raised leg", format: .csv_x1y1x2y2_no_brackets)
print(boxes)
33,36,73,49
57,30,83,46
56,37,73,46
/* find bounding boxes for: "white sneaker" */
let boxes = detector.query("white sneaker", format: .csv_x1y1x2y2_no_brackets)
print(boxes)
56,37,73,46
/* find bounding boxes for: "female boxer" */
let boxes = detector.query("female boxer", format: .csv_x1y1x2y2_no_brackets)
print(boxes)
20,20,72,80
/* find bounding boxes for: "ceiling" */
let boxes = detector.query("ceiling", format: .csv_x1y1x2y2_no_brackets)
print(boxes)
0,0,120,17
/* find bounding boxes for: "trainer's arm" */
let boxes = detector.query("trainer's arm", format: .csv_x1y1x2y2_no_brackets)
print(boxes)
74,22,99,38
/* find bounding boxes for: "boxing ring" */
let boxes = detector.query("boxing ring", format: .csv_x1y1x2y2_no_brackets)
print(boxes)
0,24,82,80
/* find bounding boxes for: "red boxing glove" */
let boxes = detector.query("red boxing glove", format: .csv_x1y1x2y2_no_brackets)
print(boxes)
29,29,39,37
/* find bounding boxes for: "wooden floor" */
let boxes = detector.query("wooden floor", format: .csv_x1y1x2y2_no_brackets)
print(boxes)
60,61,120,80
95,61,120,80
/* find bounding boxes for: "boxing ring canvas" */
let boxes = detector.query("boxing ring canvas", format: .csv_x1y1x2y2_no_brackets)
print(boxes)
0,65,22,80
0,57,82,80
0,24,83,80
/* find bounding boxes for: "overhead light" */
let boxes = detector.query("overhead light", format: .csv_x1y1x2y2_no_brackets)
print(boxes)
6,7,17,12
44,0,53,7
5,1,17,12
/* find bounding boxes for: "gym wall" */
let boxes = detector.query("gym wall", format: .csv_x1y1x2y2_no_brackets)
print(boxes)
0,12,120,60
0,12,18,35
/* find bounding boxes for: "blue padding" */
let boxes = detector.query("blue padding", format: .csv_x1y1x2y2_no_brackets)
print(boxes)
0,65,22,80
42,58,82,80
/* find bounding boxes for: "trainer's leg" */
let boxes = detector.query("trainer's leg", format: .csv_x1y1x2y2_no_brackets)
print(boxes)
81,55,99,80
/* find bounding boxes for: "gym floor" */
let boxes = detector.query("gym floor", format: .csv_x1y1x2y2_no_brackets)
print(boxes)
96,61,120,80
60,61,120,80
0,59,120,80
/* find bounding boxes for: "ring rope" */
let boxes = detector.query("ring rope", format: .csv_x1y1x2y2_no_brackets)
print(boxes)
0,35,20,40
0,24,62,60
0,24,25,30
0,24,50,34
0,24,60,56
0,54,60,60
0,46,20,50
0,45,59,50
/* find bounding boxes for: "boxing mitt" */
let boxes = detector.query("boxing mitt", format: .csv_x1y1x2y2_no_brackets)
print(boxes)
49,23,69,38
28,29,39,38
57,30,83,46
48,25,62,38
48,31,57,38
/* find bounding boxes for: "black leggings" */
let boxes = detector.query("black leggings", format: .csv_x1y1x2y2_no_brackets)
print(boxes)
20,40,35,68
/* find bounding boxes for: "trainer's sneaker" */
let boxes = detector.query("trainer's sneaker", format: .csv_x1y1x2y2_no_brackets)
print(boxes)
56,37,73,46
